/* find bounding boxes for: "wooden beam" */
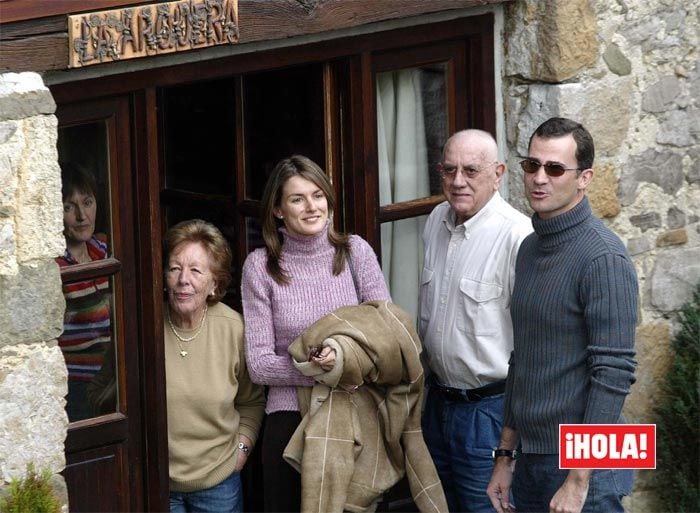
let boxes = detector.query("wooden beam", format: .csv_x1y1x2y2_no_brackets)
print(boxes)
0,34,68,72
0,0,508,73
0,0,152,24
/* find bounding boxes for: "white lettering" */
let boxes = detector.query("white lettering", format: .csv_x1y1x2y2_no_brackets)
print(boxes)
609,434,620,458
574,433,590,459
591,434,607,459
620,433,639,459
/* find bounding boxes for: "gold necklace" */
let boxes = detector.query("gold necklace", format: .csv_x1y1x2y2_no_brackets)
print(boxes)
167,304,208,357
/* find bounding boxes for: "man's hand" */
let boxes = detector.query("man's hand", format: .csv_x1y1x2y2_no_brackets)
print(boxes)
549,469,591,513
487,457,516,513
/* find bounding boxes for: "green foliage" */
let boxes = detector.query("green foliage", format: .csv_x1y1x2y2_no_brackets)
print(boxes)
0,464,61,513
652,284,700,512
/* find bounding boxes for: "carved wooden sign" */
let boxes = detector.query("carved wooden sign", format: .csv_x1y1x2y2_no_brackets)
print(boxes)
68,0,239,68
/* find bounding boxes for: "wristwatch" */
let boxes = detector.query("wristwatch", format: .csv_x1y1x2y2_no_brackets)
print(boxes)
238,441,250,455
492,448,516,461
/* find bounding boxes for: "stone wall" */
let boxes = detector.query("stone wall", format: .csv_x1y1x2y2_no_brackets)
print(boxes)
502,1,699,510
0,72,68,510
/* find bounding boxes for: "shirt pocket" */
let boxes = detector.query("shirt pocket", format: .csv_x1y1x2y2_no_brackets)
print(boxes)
457,278,503,335
418,267,435,325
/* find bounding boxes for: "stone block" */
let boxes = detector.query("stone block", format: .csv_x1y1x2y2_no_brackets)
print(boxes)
505,0,598,82
642,76,681,113
0,120,24,214
517,79,633,156
627,237,653,256
0,219,17,276
689,150,700,184
588,164,621,218
15,116,64,263
0,343,67,482
0,261,65,347
0,73,56,122
651,246,700,311
630,212,662,232
603,43,632,76
656,228,688,247
666,207,686,229
624,322,672,423
619,149,684,206
657,110,694,147
622,17,662,45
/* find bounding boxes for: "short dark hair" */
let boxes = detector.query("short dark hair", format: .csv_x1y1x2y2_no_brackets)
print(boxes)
60,162,97,201
528,117,595,171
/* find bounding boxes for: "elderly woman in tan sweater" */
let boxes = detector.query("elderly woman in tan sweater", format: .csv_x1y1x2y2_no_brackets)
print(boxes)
164,219,265,513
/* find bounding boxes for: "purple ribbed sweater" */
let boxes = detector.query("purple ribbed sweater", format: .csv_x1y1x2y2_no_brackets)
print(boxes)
241,223,390,413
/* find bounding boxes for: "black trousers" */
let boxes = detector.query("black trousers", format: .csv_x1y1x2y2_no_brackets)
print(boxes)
262,411,302,513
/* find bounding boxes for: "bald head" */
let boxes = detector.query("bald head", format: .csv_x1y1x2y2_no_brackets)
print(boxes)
442,129,499,164
439,129,505,224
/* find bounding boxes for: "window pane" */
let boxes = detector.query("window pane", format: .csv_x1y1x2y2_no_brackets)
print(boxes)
57,122,113,241
381,214,427,323
245,216,264,253
164,201,237,250
243,64,325,200
160,78,237,195
376,64,447,206
61,276,118,420
57,122,117,421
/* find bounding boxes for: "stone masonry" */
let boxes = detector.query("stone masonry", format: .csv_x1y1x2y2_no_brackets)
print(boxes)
503,1,699,510
0,72,68,510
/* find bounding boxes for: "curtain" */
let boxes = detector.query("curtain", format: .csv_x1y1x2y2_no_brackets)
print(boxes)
376,69,430,322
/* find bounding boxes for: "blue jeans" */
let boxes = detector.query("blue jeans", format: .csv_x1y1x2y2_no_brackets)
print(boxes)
169,471,243,513
513,453,634,513
422,385,504,513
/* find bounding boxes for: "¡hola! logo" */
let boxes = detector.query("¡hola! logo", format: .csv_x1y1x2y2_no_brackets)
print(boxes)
559,424,656,469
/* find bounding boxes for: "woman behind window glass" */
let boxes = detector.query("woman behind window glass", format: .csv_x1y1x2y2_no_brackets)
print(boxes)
56,163,112,422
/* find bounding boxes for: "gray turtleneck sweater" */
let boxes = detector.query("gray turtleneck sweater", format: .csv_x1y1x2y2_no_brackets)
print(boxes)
503,197,638,454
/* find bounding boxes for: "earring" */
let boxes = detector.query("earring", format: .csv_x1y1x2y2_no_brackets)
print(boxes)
210,291,215,297
277,215,284,219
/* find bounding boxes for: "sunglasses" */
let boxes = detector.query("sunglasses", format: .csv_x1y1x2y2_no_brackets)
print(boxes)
519,158,581,177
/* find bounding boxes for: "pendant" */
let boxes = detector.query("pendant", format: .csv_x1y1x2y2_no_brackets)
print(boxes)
180,350,188,357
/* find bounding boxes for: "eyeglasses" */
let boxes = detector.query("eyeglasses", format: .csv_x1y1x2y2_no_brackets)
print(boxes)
519,158,581,177
440,161,497,180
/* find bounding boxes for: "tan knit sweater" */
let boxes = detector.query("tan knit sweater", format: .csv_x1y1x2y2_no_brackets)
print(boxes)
165,302,265,492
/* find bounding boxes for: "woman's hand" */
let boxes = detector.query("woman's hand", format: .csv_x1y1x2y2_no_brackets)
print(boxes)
235,434,253,472
311,346,336,371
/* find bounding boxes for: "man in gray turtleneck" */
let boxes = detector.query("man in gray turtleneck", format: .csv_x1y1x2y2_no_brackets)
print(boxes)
487,118,638,513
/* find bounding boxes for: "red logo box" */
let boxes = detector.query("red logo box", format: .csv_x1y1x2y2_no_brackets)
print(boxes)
559,424,656,469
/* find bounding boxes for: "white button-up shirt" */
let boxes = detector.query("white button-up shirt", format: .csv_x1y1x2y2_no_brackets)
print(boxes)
419,192,532,389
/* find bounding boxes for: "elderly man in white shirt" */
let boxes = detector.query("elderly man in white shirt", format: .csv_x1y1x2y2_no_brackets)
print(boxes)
419,129,532,513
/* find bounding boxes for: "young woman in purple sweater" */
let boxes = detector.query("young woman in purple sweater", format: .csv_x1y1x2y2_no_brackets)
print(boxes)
241,155,390,512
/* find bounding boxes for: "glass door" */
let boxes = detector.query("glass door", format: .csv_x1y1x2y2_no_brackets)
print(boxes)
57,96,144,512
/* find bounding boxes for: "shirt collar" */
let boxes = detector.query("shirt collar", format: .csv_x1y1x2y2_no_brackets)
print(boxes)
442,191,503,236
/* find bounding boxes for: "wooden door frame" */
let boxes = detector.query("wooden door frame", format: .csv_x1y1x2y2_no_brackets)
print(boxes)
58,94,145,512
132,87,169,512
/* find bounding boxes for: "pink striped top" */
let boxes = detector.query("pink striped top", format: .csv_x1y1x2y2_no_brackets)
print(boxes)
241,223,390,413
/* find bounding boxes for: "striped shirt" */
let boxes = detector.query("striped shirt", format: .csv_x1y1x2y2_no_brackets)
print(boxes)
56,234,112,382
